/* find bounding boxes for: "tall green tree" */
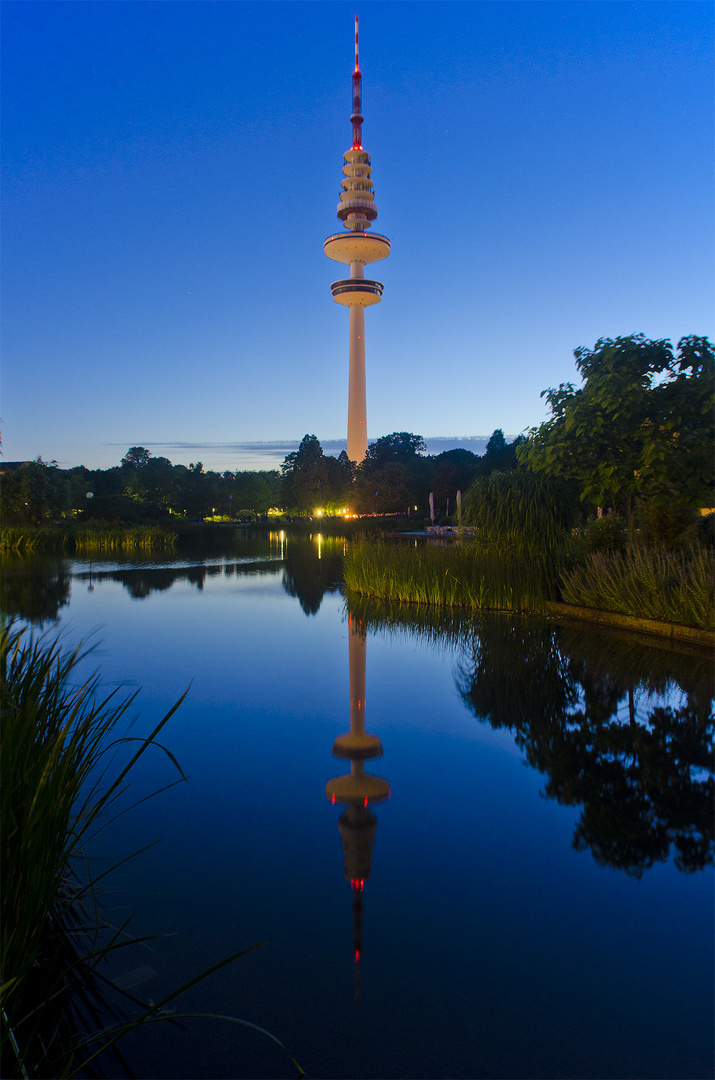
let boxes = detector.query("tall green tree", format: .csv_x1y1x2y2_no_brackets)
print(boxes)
120,446,152,469
281,435,327,513
356,432,430,514
324,451,354,512
473,429,525,479
518,335,714,539
0,459,69,523
431,448,480,518
361,431,427,470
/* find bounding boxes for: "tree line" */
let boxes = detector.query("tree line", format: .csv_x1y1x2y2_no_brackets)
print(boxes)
0,430,516,525
279,429,519,517
2,334,712,540
0,450,282,524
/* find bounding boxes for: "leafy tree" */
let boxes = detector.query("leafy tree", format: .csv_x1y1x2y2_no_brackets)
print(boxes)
119,449,177,513
431,449,480,518
473,429,525,479
174,463,213,519
65,464,138,521
362,432,427,470
353,463,414,515
324,451,354,512
518,335,715,541
281,435,328,513
356,432,430,514
639,335,715,507
0,459,69,523
120,446,152,469
227,470,282,515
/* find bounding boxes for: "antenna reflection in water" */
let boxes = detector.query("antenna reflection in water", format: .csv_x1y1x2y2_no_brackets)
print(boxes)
326,611,390,1001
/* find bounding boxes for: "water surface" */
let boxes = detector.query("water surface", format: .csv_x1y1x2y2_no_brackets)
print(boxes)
3,532,713,1079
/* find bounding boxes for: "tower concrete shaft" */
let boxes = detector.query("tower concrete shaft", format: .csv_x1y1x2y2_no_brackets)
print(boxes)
348,300,367,464
324,16,390,464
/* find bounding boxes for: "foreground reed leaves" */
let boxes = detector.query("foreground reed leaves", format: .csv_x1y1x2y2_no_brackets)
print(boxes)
0,623,303,1079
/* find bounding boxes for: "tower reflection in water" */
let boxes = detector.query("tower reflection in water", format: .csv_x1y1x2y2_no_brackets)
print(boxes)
326,613,390,1001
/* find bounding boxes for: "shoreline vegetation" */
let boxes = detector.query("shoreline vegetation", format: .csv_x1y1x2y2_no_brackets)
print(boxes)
343,539,714,638
3,518,713,637
0,514,398,556
1,524,178,554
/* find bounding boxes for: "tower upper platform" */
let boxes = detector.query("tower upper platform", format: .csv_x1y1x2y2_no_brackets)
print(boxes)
324,231,391,265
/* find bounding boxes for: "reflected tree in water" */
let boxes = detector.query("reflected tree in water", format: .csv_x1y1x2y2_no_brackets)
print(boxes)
456,616,578,735
457,617,714,876
1,558,72,625
282,538,345,616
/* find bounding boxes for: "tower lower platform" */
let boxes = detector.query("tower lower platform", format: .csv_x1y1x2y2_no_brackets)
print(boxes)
330,278,384,306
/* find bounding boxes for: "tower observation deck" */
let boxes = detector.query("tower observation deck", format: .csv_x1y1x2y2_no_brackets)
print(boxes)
324,16,390,464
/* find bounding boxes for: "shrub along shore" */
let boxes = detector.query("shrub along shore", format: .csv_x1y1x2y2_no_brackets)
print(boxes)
341,461,714,639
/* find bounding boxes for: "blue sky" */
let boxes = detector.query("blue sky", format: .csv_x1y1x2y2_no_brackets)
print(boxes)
2,0,713,471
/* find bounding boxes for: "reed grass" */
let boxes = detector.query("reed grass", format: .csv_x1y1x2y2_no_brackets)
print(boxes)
1,525,177,555
1,622,190,1076
559,546,715,631
345,537,713,631
344,539,551,613
0,527,68,555
1,624,303,1078
72,525,177,552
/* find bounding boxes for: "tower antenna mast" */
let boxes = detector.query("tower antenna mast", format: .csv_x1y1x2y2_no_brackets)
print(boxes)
352,16,362,149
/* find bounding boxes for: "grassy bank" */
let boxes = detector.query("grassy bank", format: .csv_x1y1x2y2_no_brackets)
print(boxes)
343,539,714,631
2,524,177,555
343,539,553,613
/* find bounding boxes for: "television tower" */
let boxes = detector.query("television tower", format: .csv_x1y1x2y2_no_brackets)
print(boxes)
324,16,391,464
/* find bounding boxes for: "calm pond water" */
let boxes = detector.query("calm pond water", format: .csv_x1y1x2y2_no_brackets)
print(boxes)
3,531,714,1080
